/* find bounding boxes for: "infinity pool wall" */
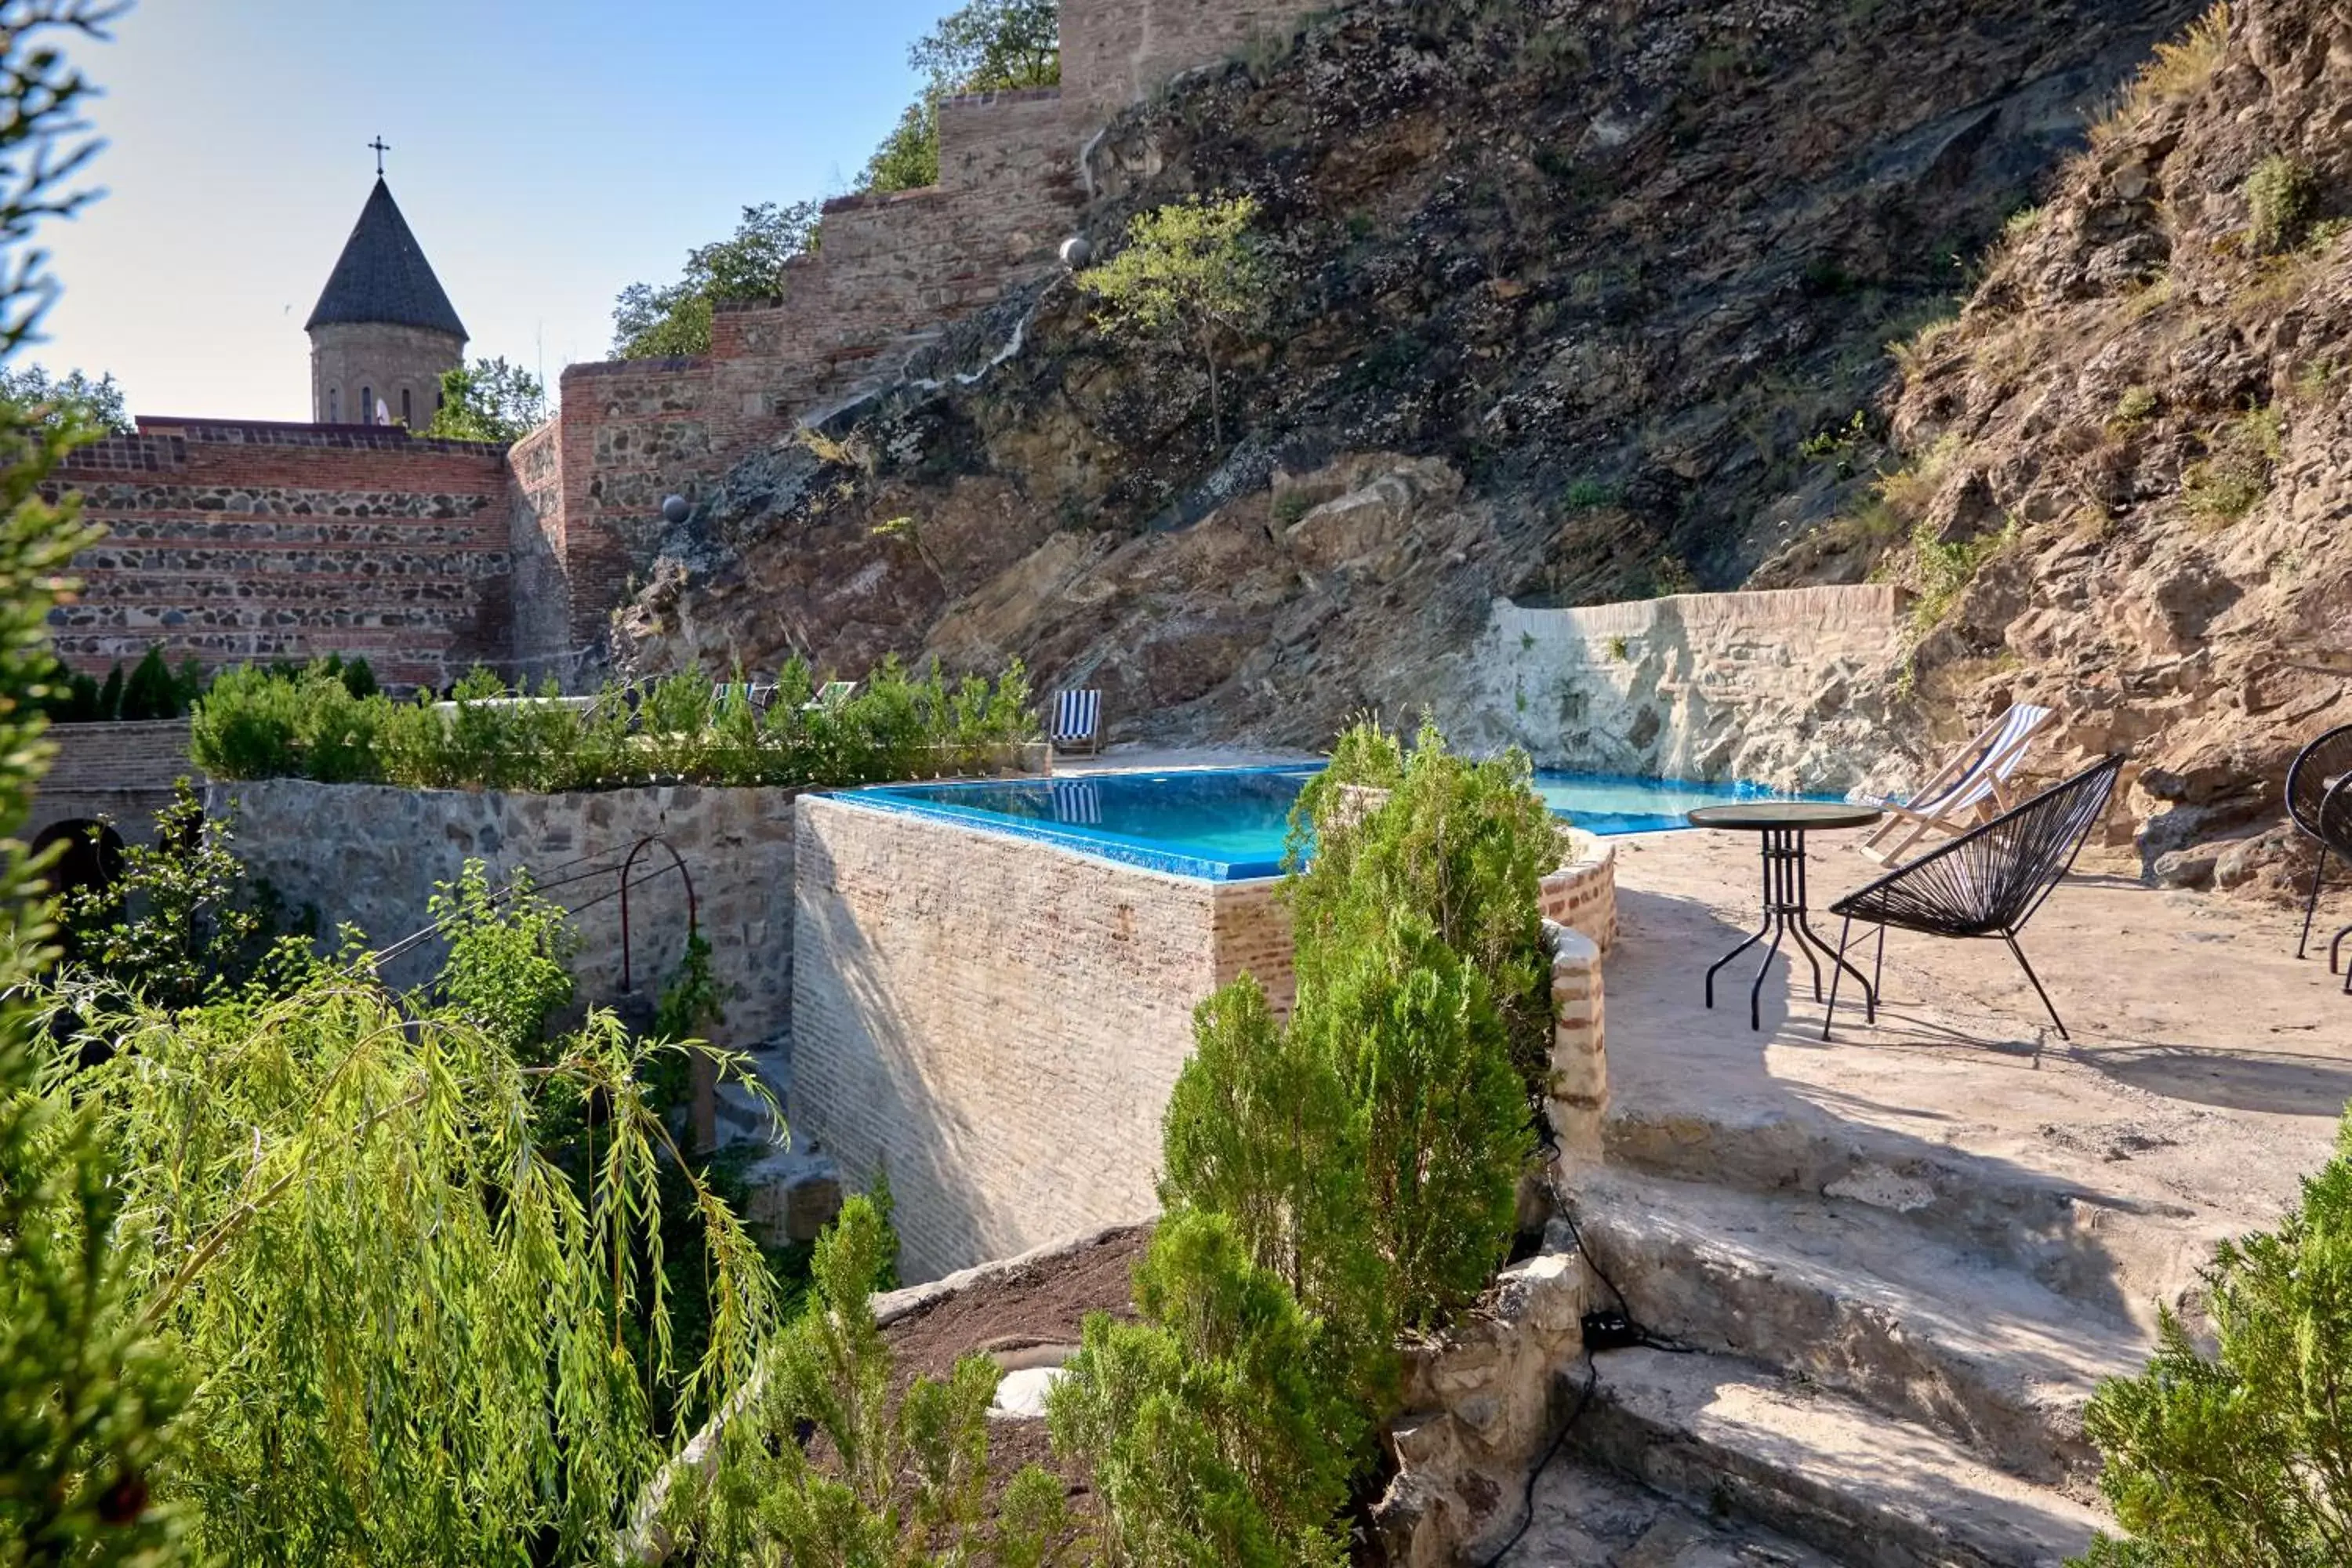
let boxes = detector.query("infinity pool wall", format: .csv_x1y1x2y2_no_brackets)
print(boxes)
793,793,1291,1279
792,791,1617,1281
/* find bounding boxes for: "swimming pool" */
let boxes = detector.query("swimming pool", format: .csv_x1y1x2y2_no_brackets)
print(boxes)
847,765,1820,881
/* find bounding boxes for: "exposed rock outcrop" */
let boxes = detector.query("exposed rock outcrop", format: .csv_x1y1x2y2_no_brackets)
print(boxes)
616,0,2199,748
1861,0,2352,889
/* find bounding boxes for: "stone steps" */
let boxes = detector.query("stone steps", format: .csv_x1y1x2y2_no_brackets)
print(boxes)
1570,1347,2107,1568
1496,1450,1842,1567
1564,1167,2148,1490
1601,1098,2216,1331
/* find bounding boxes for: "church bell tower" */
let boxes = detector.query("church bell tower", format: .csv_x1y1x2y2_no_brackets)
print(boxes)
305,144,466,427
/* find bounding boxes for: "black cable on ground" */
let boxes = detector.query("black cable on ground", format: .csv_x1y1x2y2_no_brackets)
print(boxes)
1474,1345,1597,1568
1471,1171,1698,1567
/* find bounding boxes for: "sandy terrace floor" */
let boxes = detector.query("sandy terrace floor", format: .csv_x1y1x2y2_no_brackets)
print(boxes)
1605,827,2352,1279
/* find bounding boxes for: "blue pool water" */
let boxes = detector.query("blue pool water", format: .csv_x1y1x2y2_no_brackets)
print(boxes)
848,765,1818,881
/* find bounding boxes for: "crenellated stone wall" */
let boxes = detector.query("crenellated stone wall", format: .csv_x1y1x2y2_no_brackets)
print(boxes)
1457,586,1915,798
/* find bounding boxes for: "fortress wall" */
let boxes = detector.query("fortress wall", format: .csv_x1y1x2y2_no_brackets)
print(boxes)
44,0,1325,693
47,420,513,689
504,419,571,673
1059,0,1316,122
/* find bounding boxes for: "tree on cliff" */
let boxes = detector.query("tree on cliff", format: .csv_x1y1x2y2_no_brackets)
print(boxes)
610,199,821,358
424,355,547,442
1079,194,1272,448
861,0,1061,194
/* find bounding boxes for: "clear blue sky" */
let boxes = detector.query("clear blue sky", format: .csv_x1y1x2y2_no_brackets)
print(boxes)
33,0,949,422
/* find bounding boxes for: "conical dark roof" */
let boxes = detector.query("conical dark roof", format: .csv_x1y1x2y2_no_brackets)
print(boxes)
304,178,467,338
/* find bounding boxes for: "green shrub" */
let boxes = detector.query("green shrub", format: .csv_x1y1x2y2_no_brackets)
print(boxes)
2077,1112,2352,1566
1047,1211,1356,1568
2244,154,2316,253
1159,978,1392,1399
2114,384,2160,425
2182,405,2283,527
427,862,579,1060
1290,719,1562,1101
671,1193,1080,1565
57,782,309,1008
189,655,1039,793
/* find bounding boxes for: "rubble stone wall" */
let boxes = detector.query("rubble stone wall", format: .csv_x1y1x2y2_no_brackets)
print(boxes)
205,778,800,1065
1460,585,1914,797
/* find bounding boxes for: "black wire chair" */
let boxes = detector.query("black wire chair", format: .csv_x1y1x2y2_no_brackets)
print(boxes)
2319,777,2352,993
2289,723,2352,960
1822,756,2125,1042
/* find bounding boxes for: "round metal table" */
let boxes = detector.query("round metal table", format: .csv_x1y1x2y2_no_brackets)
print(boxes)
1686,802,1886,1031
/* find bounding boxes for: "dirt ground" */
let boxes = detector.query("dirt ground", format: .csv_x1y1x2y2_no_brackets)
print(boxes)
874,1225,1147,1506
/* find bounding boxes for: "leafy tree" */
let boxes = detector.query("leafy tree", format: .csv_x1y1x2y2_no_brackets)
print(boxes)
861,0,1061,194
2077,1111,2352,1566
1046,1210,1356,1568
0,363,125,434
422,355,546,442
1078,194,1272,446
55,782,306,1009
0,8,188,1561
427,860,578,1059
669,1192,1080,1565
60,939,782,1565
611,201,821,359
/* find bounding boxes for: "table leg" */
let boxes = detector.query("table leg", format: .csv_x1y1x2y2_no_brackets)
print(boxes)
1700,826,1880,1033
1705,833,1776,1011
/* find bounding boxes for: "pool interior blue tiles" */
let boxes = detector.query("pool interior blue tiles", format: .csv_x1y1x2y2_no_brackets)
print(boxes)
845,764,1827,882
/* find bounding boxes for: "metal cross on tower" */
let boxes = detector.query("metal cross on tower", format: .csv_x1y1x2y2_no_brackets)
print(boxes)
368,136,390,177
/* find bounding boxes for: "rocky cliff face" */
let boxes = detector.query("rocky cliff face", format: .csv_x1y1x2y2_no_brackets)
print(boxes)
615,0,2198,748
1841,0,2351,893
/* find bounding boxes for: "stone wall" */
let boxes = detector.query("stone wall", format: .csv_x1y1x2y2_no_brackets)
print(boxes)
207,779,799,1065
27,719,195,849
48,419,514,689
1457,586,1914,797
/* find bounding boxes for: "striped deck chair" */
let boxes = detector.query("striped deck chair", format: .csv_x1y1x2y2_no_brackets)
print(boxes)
710,680,777,712
1857,702,2056,866
1050,688,1102,757
800,679,856,715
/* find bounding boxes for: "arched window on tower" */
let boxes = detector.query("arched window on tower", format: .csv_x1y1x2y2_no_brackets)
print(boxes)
401,387,412,426
328,387,339,423
361,386,373,424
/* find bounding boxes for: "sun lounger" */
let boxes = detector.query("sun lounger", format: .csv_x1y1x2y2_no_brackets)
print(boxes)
1050,688,1102,757
1857,702,2056,865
